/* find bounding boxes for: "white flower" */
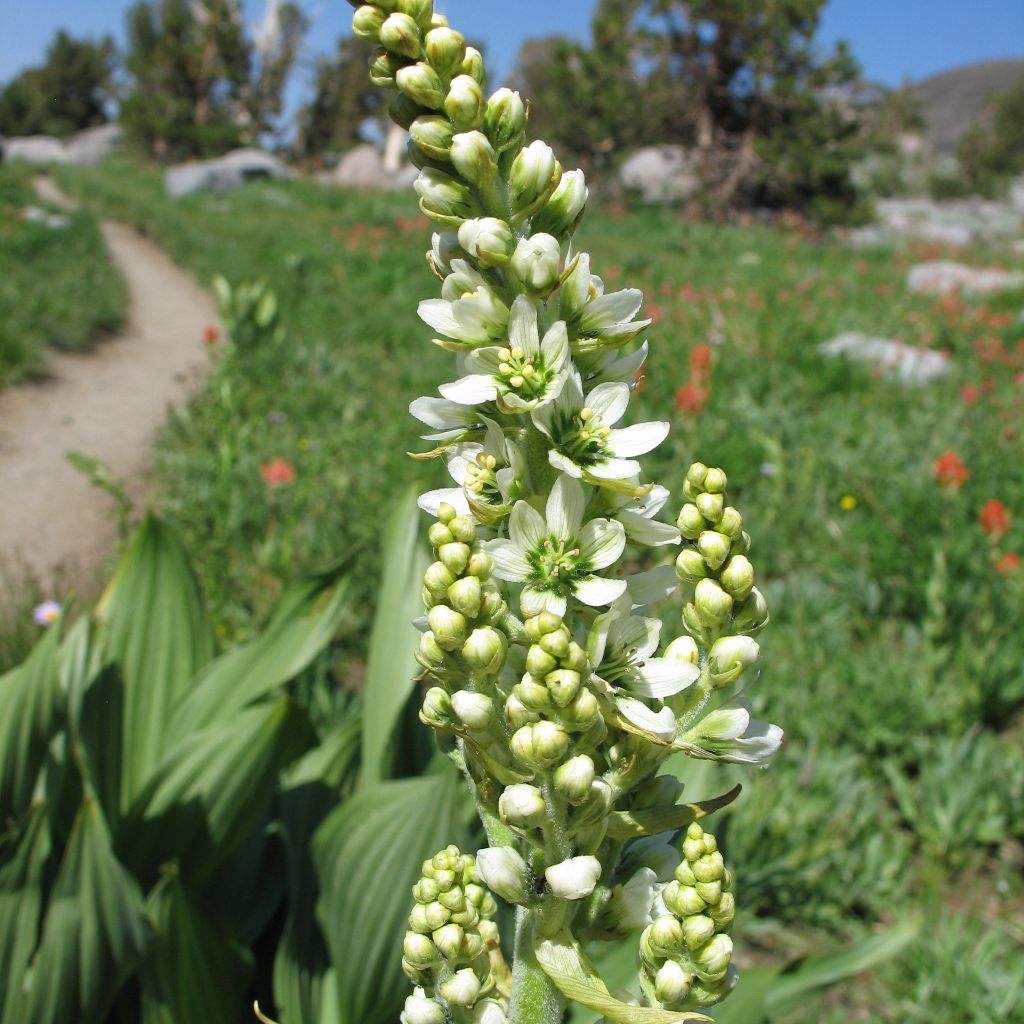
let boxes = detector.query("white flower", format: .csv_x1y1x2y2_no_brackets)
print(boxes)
476,845,530,903
545,855,602,900
409,396,486,443
606,483,681,547
440,296,570,412
418,260,510,349
616,697,677,741
440,969,482,1008
533,373,669,485
485,475,627,617
684,701,783,765
624,564,680,608
588,601,699,699
402,990,446,1024
596,867,659,935
580,340,650,387
560,253,652,353
32,600,62,627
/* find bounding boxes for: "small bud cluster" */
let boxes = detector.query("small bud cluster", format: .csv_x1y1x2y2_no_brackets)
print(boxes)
639,823,736,1010
675,463,768,676
402,846,504,1014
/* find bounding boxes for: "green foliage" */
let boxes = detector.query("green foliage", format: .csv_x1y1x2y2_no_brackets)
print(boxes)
957,75,1024,197
0,30,116,138
213,275,285,351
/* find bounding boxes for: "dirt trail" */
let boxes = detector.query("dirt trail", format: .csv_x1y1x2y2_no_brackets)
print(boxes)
0,178,216,594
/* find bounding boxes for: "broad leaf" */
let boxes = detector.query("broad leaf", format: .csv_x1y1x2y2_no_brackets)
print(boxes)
535,931,710,1023
706,966,783,1024
361,486,430,783
14,796,152,1024
168,562,352,741
314,771,466,1024
139,873,253,1024
119,696,313,884
93,515,215,812
0,623,64,823
605,786,742,839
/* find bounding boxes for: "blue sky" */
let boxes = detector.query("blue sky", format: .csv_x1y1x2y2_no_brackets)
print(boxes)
2,0,1022,95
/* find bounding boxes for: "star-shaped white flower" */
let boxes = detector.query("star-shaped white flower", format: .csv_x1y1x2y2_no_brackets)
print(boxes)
604,482,681,547
418,260,510,350
485,475,626,617
532,373,668,484
439,296,570,413
683,701,783,765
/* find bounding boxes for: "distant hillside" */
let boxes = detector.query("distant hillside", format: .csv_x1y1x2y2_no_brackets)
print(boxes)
911,58,1024,153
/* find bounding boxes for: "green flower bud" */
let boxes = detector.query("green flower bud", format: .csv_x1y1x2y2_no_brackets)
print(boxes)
414,876,440,903
439,886,467,912
380,12,422,58
561,688,600,730
732,587,769,633
397,0,433,31
432,922,464,960
517,677,553,711
460,930,484,959
655,959,693,1004
632,775,685,810
695,492,725,525
682,830,705,864
460,46,485,85
403,992,447,1024
697,531,731,572
464,881,486,907
509,141,561,218
475,845,530,904
564,641,589,673
675,860,697,886
694,579,733,624
427,605,468,650
504,692,538,729
545,668,581,707
539,626,570,658
397,62,445,108
437,502,458,524
526,610,563,639
433,868,456,891
478,588,507,625
439,968,482,1007
545,855,602,900
416,167,478,223
719,506,743,539
686,462,708,488
458,217,515,267
553,754,595,804
664,880,707,918
424,558,456,596
525,643,558,677
532,169,589,237
370,48,405,87
404,931,441,968
647,914,684,955
719,555,754,600
695,880,722,906
511,233,562,295
443,74,486,131
408,902,431,932
429,11,447,27
448,515,477,543
708,891,735,931
691,851,725,883
467,550,493,579
676,503,707,540
664,635,699,664
424,26,465,75
498,783,546,827
429,522,455,548
438,541,470,574
424,899,452,929
417,630,446,669
389,92,427,129
352,5,386,41
421,686,452,727
448,576,482,618
681,913,716,951
681,601,703,638
451,690,493,729
483,87,527,153
707,635,759,686
450,131,499,188
675,547,708,584
410,114,454,161
478,919,499,944
703,468,727,493
693,933,733,983
511,721,569,769
463,626,507,674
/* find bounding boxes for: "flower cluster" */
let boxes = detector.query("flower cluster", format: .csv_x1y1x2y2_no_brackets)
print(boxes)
349,0,783,1017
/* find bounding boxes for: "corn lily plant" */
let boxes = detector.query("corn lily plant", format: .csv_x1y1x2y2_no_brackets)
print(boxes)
343,3,783,1022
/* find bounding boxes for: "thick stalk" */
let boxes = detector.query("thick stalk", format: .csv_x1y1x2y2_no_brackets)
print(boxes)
508,907,564,1024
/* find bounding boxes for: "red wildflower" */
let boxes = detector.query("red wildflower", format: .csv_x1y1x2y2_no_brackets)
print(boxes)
960,384,980,406
979,499,1011,539
202,325,220,345
260,458,296,488
689,344,712,380
996,552,1021,575
646,303,665,323
933,451,970,492
675,383,708,416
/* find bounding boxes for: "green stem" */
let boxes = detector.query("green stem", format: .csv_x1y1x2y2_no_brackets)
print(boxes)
524,425,558,498
508,907,565,1024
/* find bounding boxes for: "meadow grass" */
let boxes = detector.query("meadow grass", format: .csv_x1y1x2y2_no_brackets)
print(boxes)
0,163,126,387
55,159,1024,1018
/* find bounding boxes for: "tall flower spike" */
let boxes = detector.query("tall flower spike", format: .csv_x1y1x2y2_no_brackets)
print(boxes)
350,4,784,1019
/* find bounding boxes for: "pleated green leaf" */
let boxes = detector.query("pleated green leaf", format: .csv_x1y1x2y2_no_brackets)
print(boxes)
313,771,466,1024
605,785,742,839
273,720,362,1024
119,696,313,884
93,515,215,813
0,803,51,1024
360,486,430,784
139,872,254,1024
0,622,64,824
13,796,152,1024
167,562,352,742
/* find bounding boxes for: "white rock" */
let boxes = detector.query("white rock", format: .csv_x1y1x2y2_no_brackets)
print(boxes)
620,145,700,203
819,332,951,385
164,148,291,198
322,143,418,191
1,135,71,164
66,124,122,166
906,260,1024,297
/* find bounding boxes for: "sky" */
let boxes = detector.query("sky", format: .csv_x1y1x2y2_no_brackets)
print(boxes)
1,0,1022,99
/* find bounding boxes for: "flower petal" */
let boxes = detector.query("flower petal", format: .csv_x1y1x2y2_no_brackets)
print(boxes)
547,475,586,541
548,450,584,478
617,509,681,547
464,347,504,375
585,382,630,425
418,487,470,516
579,517,626,569
588,341,649,385
521,586,567,618
507,294,540,357
440,375,500,405
485,539,531,582
418,298,460,336
410,396,479,429
629,658,700,699
508,499,547,552
608,421,670,457
585,458,642,481
617,697,677,741
574,574,628,607
626,565,678,607
540,320,570,371
579,289,644,331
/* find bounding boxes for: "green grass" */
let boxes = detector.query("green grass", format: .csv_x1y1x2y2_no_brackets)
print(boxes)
0,163,126,386
55,158,1024,1019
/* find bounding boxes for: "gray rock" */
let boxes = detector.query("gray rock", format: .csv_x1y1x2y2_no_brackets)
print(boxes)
1,135,71,164
22,205,71,229
66,124,122,166
819,332,951,384
906,260,1024,296
1010,177,1024,215
620,145,700,203
322,143,418,191
164,148,290,198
